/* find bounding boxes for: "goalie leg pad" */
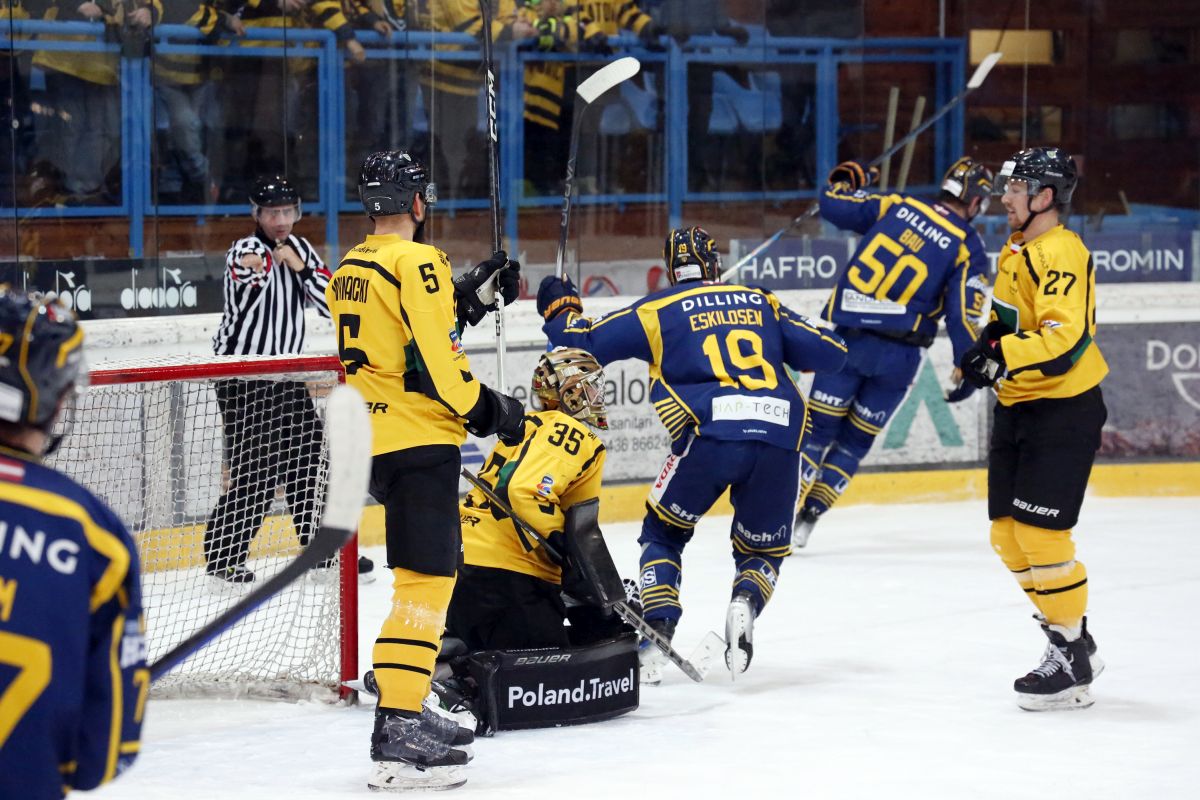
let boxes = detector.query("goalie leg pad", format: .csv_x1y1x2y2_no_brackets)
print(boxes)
461,633,638,733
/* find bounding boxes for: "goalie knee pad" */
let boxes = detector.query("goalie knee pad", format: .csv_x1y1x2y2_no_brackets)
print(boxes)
453,633,638,735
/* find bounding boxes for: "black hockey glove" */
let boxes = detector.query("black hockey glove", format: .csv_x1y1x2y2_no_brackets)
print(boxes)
454,251,519,328
536,275,582,322
827,160,879,191
464,386,527,445
960,335,1006,389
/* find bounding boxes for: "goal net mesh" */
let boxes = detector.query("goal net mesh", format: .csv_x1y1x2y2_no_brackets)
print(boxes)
47,354,352,701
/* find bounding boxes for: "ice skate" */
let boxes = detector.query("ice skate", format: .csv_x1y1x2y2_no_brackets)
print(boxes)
368,708,469,791
354,673,475,748
638,618,677,686
724,592,755,680
1034,614,1102,678
1014,624,1094,711
205,564,255,588
790,506,821,551
311,554,376,585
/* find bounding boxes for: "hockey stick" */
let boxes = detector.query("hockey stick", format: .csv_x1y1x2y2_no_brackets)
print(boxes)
555,56,641,279
150,385,373,682
478,0,507,392
457,466,720,682
719,51,1003,284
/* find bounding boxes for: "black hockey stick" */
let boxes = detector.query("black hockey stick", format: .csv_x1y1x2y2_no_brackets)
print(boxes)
150,386,373,682
458,466,720,682
719,51,1003,284
478,0,508,392
555,56,641,279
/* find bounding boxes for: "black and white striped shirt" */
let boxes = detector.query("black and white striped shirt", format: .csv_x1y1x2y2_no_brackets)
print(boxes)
213,229,332,356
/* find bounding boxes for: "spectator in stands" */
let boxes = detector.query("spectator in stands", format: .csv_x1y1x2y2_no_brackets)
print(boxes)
406,0,533,203
342,0,407,194
652,0,748,192
148,2,245,205
218,0,367,203
31,0,123,205
0,0,36,207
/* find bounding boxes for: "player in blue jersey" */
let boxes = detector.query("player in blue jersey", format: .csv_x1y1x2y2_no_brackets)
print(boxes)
792,157,993,549
0,290,147,800
537,227,847,681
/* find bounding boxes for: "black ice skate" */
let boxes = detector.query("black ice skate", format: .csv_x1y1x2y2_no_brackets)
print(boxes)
725,592,756,680
790,506,822,551
355,671,475,748
311,554,376,585
205,564,255,585
1014,624,1094,711
368,708,469,791
638,617,677,687
1033,613,1103,678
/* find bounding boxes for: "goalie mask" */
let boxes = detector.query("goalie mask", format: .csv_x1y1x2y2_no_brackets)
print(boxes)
663,226,721,286
940,157,994,219
531,348,608,430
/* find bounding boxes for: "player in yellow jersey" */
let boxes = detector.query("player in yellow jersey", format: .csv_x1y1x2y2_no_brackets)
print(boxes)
450,347,614,650
960,147,1108,711
327,150,524,791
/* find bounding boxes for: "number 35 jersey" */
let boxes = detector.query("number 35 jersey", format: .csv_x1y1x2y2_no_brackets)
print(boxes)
819,184,990,363
328,233,483,455
461,411,605,584
544,283,848,453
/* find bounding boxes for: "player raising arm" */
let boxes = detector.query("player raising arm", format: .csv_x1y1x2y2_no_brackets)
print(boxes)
537,227,847,682
0,290,148,800
793,156,993,548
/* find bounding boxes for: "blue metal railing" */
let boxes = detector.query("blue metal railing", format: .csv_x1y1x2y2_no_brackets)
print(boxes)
1,22,964,257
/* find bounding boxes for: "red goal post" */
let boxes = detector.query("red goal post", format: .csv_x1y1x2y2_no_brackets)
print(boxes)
49,354,359,701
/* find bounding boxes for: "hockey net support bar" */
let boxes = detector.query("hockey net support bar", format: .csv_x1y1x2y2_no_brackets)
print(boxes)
49,354,358,701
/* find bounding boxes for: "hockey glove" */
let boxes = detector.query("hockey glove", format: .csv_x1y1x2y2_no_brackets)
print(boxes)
536,275,582,321
454,251,518,328
464,386,527,445
827,160,879,191
960,336,1006,389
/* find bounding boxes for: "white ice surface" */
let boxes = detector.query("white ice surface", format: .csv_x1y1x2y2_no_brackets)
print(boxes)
92,496,1198,799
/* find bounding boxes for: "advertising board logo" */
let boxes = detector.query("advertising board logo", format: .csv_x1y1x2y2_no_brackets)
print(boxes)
1146,339,1200,412
54,271,91,313
121,266,198,310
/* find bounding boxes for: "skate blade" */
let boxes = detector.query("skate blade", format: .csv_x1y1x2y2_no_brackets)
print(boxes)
724,605,754,682
1017,684,1095,712
789,520,815,553
368,762,466,792
359,571,378,585
688,632,727,681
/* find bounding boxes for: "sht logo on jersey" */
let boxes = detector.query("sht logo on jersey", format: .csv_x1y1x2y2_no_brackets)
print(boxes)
448,329,464,355
536,474,555,497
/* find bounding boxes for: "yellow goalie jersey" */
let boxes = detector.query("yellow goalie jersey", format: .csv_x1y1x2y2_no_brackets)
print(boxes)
461,410,605,584
327,233,482,454
991,224,1108,405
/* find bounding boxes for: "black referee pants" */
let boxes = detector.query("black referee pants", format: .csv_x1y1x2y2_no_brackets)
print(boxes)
204,379,325,572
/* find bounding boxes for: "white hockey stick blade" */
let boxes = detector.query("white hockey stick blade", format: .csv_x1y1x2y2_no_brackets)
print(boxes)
322,384,373,533
577,56,641,105
967,51,1003,89
687,632,727,680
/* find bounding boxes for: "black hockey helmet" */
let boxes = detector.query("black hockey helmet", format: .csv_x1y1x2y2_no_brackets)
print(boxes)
249,175,300,207
358,150,438,218
940,156,994,218
995,147,1078,208
663,226,721,286
0,288,86,430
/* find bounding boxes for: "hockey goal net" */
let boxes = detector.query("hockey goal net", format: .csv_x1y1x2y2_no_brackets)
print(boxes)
47,354,358,701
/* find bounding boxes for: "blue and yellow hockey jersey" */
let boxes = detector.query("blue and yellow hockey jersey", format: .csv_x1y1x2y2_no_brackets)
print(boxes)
0,447,147,800
544,282,848,452
819,184,989,363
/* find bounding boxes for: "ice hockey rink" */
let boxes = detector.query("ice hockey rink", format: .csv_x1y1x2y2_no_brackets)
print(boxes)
91,495,1197,800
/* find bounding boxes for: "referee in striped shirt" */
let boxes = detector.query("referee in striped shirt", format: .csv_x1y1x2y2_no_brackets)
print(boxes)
205,175,374,583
